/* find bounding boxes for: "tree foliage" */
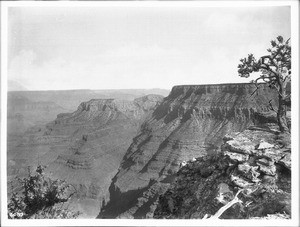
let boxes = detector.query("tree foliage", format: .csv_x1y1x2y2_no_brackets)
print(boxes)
238,36,291,132
8,165,80,219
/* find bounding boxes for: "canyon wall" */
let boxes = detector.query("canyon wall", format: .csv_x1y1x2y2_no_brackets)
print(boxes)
7,94,163,218
99,83,278,218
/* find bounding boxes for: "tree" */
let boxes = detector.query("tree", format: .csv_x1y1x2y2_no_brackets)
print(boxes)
237,36,291,132
8,165,80,219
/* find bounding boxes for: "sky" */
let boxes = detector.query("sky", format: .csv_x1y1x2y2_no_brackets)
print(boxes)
7,4,291,91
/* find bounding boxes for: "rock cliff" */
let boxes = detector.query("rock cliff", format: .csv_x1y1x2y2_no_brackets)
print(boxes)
7,94,163,218
153,128,291,219
98,83,279,218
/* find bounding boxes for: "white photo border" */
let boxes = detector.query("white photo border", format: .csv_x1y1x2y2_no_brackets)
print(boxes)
1,1,299,226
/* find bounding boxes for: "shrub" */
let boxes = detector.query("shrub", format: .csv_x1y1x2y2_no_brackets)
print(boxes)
8,165,80,219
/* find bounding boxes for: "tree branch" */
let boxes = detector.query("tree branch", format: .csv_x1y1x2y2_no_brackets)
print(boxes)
260,56,279,75
268,100,278,113
250,83,261,97
204,189,243,219
272,83,284,97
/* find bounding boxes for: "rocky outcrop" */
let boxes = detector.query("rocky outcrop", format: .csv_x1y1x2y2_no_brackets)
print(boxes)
98,83,279,218
153,128,291,219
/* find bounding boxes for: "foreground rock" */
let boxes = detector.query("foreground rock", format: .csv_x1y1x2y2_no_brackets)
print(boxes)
153,128,291,219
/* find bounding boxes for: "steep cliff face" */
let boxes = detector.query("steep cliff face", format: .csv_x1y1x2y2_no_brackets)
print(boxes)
99,83,278,218
7,94,163,218
153,128,291,219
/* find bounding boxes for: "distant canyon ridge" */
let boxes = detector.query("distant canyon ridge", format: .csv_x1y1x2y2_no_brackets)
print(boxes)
7,88,169,218
7,84,279,218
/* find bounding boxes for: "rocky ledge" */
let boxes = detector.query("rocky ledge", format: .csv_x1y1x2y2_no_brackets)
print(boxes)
153,127,291,219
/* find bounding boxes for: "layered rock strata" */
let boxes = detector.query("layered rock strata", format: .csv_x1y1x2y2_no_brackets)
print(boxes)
99,83,278,218
8,94,163,218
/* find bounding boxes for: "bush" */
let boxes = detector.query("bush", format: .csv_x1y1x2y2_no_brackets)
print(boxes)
8,165,80,219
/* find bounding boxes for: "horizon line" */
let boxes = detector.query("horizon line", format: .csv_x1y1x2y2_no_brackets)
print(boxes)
7,82,259,92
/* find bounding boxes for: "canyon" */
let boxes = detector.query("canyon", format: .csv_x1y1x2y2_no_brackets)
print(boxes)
98,83,280,218
7,90,166,218
7,88,169,136
7,83,288,219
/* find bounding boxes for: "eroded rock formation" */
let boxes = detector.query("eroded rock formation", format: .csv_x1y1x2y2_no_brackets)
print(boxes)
99,83,279,218
7,94,163,218
153,128,291,219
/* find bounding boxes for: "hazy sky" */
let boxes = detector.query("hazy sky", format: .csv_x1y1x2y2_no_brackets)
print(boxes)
7,5,291,90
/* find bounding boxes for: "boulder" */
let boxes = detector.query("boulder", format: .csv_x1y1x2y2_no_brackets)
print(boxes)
257,141,274,150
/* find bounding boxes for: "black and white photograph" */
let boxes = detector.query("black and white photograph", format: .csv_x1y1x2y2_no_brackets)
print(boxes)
1,1,299,226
